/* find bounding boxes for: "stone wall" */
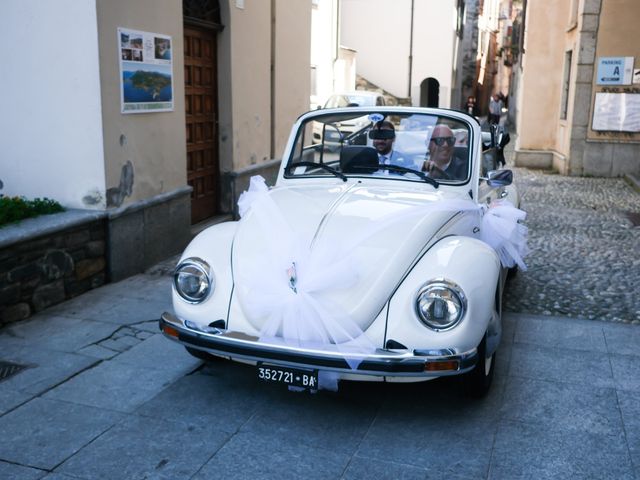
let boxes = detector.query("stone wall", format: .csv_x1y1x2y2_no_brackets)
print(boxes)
0,212,107,327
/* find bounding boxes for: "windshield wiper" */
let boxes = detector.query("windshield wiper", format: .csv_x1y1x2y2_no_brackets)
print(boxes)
287,161,347,182
377,164,439,188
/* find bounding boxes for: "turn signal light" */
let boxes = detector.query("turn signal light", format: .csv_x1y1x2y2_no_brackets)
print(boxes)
162,325,180,339
424,360,459,372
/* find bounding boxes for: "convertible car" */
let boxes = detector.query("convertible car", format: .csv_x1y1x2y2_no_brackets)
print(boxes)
160,106,527,396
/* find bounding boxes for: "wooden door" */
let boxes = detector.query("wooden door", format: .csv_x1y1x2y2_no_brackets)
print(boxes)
184,25,219,224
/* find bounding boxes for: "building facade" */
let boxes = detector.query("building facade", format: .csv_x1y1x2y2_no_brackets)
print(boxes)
514,0,640,177
339,0,465,108
0,0,311,281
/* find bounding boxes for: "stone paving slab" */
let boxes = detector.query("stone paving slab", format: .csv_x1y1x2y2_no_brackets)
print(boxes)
513,314,609,352
0,461,45,480
239,388,378,456
109,332,196,370
0,315,119,353
56,414,230,480
0,387,32,415
0,397,122,470
508,343,616,389
0,347,98,395
358,393,497,478
610,354,640,393
500,377,623,436
43,354,198,414
135,364,263,433
490,420,635,479
192,432,352,480
341,456,427,480
618,390,640,478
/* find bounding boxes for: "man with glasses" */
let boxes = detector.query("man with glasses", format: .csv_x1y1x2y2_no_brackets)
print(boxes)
422,124,467,180
369,121,413,174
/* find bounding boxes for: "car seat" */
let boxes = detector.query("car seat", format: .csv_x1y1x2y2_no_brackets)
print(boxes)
339,146,379,174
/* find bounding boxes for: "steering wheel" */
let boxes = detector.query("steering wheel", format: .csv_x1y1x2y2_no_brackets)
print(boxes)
425,163,452,180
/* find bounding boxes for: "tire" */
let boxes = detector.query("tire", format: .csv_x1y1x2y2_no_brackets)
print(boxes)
461,334,495,398
185,346,221,362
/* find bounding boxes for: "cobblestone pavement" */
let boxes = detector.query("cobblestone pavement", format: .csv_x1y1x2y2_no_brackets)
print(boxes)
504,163,640,324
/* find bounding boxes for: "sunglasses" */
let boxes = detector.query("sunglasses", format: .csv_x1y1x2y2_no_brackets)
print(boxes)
430,136,456,146
369,129,395,140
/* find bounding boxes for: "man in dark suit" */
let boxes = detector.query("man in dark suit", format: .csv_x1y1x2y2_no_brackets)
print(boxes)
369,121,415,172
423,124,468,180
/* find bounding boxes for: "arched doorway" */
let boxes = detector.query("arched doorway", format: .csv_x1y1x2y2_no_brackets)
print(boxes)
183,0,223,224
420,78,440,107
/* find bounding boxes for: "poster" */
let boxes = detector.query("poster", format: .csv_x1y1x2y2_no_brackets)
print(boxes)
592,93,640,132
118,28,173,113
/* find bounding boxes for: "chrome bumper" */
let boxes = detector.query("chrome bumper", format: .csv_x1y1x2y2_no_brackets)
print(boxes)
159,312,478,377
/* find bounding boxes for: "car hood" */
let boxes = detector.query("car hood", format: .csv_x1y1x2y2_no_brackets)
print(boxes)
232,182,475,336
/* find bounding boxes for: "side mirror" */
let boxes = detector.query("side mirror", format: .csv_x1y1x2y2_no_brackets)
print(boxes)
485,169,513,187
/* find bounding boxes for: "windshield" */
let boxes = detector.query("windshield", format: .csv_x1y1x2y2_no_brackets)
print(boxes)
286,111,472,184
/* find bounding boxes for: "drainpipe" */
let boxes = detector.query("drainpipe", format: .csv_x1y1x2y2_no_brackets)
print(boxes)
408,0,415,99
270,0,276,159
334,0,341,91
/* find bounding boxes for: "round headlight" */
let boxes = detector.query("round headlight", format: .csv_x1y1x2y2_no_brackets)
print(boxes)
173,258,214,304
415,280,466,331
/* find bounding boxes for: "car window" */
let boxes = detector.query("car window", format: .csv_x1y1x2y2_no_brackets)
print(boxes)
287,111,472,184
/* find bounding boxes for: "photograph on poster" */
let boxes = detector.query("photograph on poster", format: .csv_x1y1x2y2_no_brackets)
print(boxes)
118,27,173,113
154,37,171,60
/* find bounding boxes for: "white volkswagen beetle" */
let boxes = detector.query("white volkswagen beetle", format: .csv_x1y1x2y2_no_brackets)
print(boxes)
160,107,527,396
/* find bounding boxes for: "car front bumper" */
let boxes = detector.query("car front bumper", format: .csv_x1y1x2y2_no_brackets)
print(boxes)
160,312,478,378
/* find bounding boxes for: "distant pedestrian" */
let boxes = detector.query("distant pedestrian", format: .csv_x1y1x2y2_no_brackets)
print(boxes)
465,96,476,116
488,94,503,125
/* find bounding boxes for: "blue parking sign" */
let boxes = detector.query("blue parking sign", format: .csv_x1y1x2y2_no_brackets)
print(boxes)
597,57,634,85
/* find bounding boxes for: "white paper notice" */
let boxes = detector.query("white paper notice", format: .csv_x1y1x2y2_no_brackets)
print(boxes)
592,93,640,132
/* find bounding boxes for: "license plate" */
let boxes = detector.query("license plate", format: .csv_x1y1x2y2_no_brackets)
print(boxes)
257,364,318,389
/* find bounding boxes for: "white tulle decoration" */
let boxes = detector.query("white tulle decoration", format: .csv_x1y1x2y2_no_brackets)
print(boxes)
480,200,529,270
235,176,529,388
234,177,376,371
238,175,269,218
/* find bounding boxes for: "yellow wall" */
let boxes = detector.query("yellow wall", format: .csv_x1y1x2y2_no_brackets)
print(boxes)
219,0,311,170
96,0,187,206
516,0,571,152
224,1,272,170
274,0,312,158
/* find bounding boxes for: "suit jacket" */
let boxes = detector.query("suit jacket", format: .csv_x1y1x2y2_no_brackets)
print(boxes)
443,154,468,179
427,150,468,180
378,150,420,170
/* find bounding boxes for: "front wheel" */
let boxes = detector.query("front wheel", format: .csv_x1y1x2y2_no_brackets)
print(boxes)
461,334,495,398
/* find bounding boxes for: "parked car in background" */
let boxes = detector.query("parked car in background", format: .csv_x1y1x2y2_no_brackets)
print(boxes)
160,106,527,397
321,91,386,109
313,91,386,145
